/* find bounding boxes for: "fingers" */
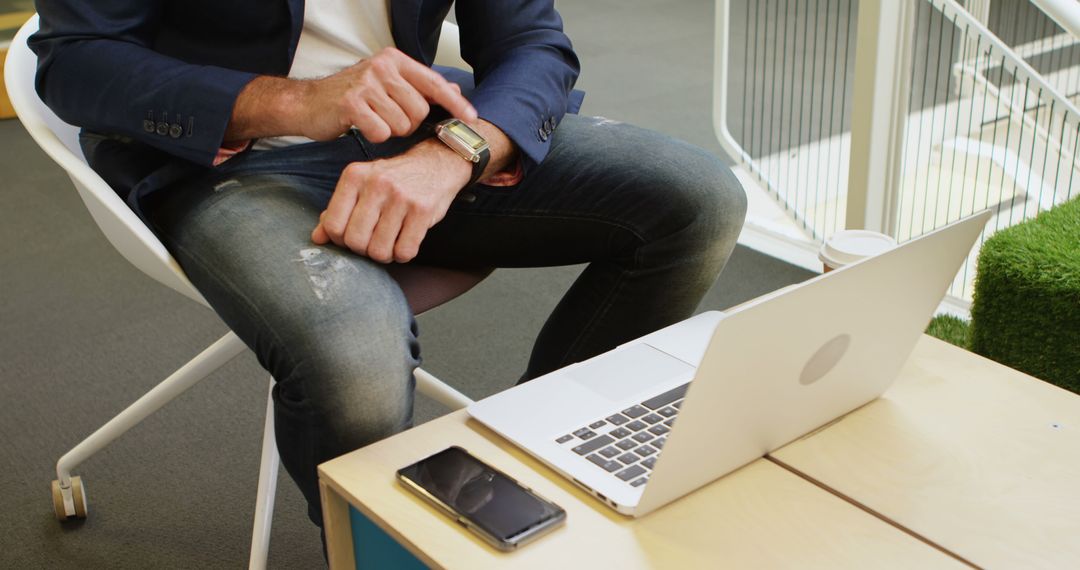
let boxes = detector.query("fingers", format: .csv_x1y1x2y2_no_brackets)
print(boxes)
366,89,413,139
384,76,430,129
311,213,330,244
347,99,393,143
314,156,451,263
393,210,430,263
341,48,475,143
342,184,384,256
318,162,408,263
366,198,408,263
395,53,476,121
319,164,365,246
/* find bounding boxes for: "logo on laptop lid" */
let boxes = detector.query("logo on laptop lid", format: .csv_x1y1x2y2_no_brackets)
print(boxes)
799,334,851,386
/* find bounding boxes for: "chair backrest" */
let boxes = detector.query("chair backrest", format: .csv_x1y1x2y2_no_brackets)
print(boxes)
6,15,210,305
5,16,484,313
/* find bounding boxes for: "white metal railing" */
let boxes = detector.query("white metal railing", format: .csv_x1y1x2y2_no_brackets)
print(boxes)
898,0,1080,302
714,0,1080,311
714,0,859,254
963,0,1080,126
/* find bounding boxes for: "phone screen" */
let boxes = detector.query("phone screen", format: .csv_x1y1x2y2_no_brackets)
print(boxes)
398,447,564,546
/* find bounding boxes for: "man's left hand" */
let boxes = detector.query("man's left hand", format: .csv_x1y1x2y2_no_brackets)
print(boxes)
313,118,517,263
311,139,471,263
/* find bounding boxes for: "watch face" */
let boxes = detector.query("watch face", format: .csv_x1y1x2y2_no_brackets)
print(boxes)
444,120,486,152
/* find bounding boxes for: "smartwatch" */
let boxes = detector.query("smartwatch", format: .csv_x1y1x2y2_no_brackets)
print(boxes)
435,118,490,188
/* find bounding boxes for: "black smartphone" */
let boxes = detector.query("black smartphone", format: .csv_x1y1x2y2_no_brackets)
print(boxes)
396,446,566,551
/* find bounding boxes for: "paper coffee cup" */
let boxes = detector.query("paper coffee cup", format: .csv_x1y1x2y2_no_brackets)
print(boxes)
819,230,897,272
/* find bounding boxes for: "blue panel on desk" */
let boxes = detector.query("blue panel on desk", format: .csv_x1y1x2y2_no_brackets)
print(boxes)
350,506,428,569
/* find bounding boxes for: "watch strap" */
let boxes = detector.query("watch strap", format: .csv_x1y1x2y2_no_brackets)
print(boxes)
467,146,491,188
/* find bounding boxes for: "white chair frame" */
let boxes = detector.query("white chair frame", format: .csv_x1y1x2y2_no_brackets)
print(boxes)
6,15,476,569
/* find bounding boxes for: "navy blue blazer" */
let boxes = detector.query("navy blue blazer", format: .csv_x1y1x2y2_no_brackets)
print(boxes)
30,0,583,204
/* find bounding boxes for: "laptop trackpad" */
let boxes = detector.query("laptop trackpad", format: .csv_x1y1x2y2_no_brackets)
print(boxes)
565,344,694,401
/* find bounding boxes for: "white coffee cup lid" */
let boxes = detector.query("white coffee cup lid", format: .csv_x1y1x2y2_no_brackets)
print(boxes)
819,230,897,269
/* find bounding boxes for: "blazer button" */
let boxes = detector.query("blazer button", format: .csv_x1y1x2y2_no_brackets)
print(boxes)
156,122,169,136
538,128,548,142
143,120,156,133
169,124,183,138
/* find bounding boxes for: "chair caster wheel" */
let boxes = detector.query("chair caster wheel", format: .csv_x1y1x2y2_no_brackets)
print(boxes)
51,476,88,521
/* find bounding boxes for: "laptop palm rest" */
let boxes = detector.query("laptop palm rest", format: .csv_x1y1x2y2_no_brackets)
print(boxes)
564,344,694,402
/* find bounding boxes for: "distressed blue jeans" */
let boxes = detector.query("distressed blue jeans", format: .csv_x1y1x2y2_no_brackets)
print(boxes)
143,114,746,525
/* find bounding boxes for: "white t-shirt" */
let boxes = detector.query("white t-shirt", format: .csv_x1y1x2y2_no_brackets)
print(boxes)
255,0,395,149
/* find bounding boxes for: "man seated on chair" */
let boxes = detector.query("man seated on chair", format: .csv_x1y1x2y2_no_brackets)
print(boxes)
30,0,746,534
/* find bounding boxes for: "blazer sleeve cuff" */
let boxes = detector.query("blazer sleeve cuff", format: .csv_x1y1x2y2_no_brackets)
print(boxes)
469,87,584,176
149,66,258,166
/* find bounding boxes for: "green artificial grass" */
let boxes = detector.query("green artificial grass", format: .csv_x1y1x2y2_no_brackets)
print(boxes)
970,198,1080,393
925,314,971,349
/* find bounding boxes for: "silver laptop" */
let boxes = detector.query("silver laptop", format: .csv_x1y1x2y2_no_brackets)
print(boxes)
468,211,991,517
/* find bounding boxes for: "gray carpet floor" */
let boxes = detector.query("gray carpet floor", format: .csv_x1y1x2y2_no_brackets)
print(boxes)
0,1,815,567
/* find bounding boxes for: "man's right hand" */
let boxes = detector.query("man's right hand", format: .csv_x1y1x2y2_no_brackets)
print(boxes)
225,47,477,144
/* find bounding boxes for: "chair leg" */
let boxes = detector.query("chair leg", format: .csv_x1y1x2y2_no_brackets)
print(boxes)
248,379,279,570
415,367,474,411
51,331,248,521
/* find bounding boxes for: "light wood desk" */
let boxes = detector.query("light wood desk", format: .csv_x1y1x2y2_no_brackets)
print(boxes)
771,336,1080,568
319,409,959,569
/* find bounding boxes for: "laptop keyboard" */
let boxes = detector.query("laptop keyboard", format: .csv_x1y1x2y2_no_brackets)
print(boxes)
554,382,688,488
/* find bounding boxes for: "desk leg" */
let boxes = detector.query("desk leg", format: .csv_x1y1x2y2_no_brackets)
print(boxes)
320,480,357,569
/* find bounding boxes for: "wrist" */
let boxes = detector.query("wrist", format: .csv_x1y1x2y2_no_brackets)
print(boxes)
280,79,320,137
412,138,473,189
228,76,312,142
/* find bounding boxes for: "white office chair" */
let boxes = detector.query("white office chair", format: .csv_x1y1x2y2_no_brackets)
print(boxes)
6,15,482,569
